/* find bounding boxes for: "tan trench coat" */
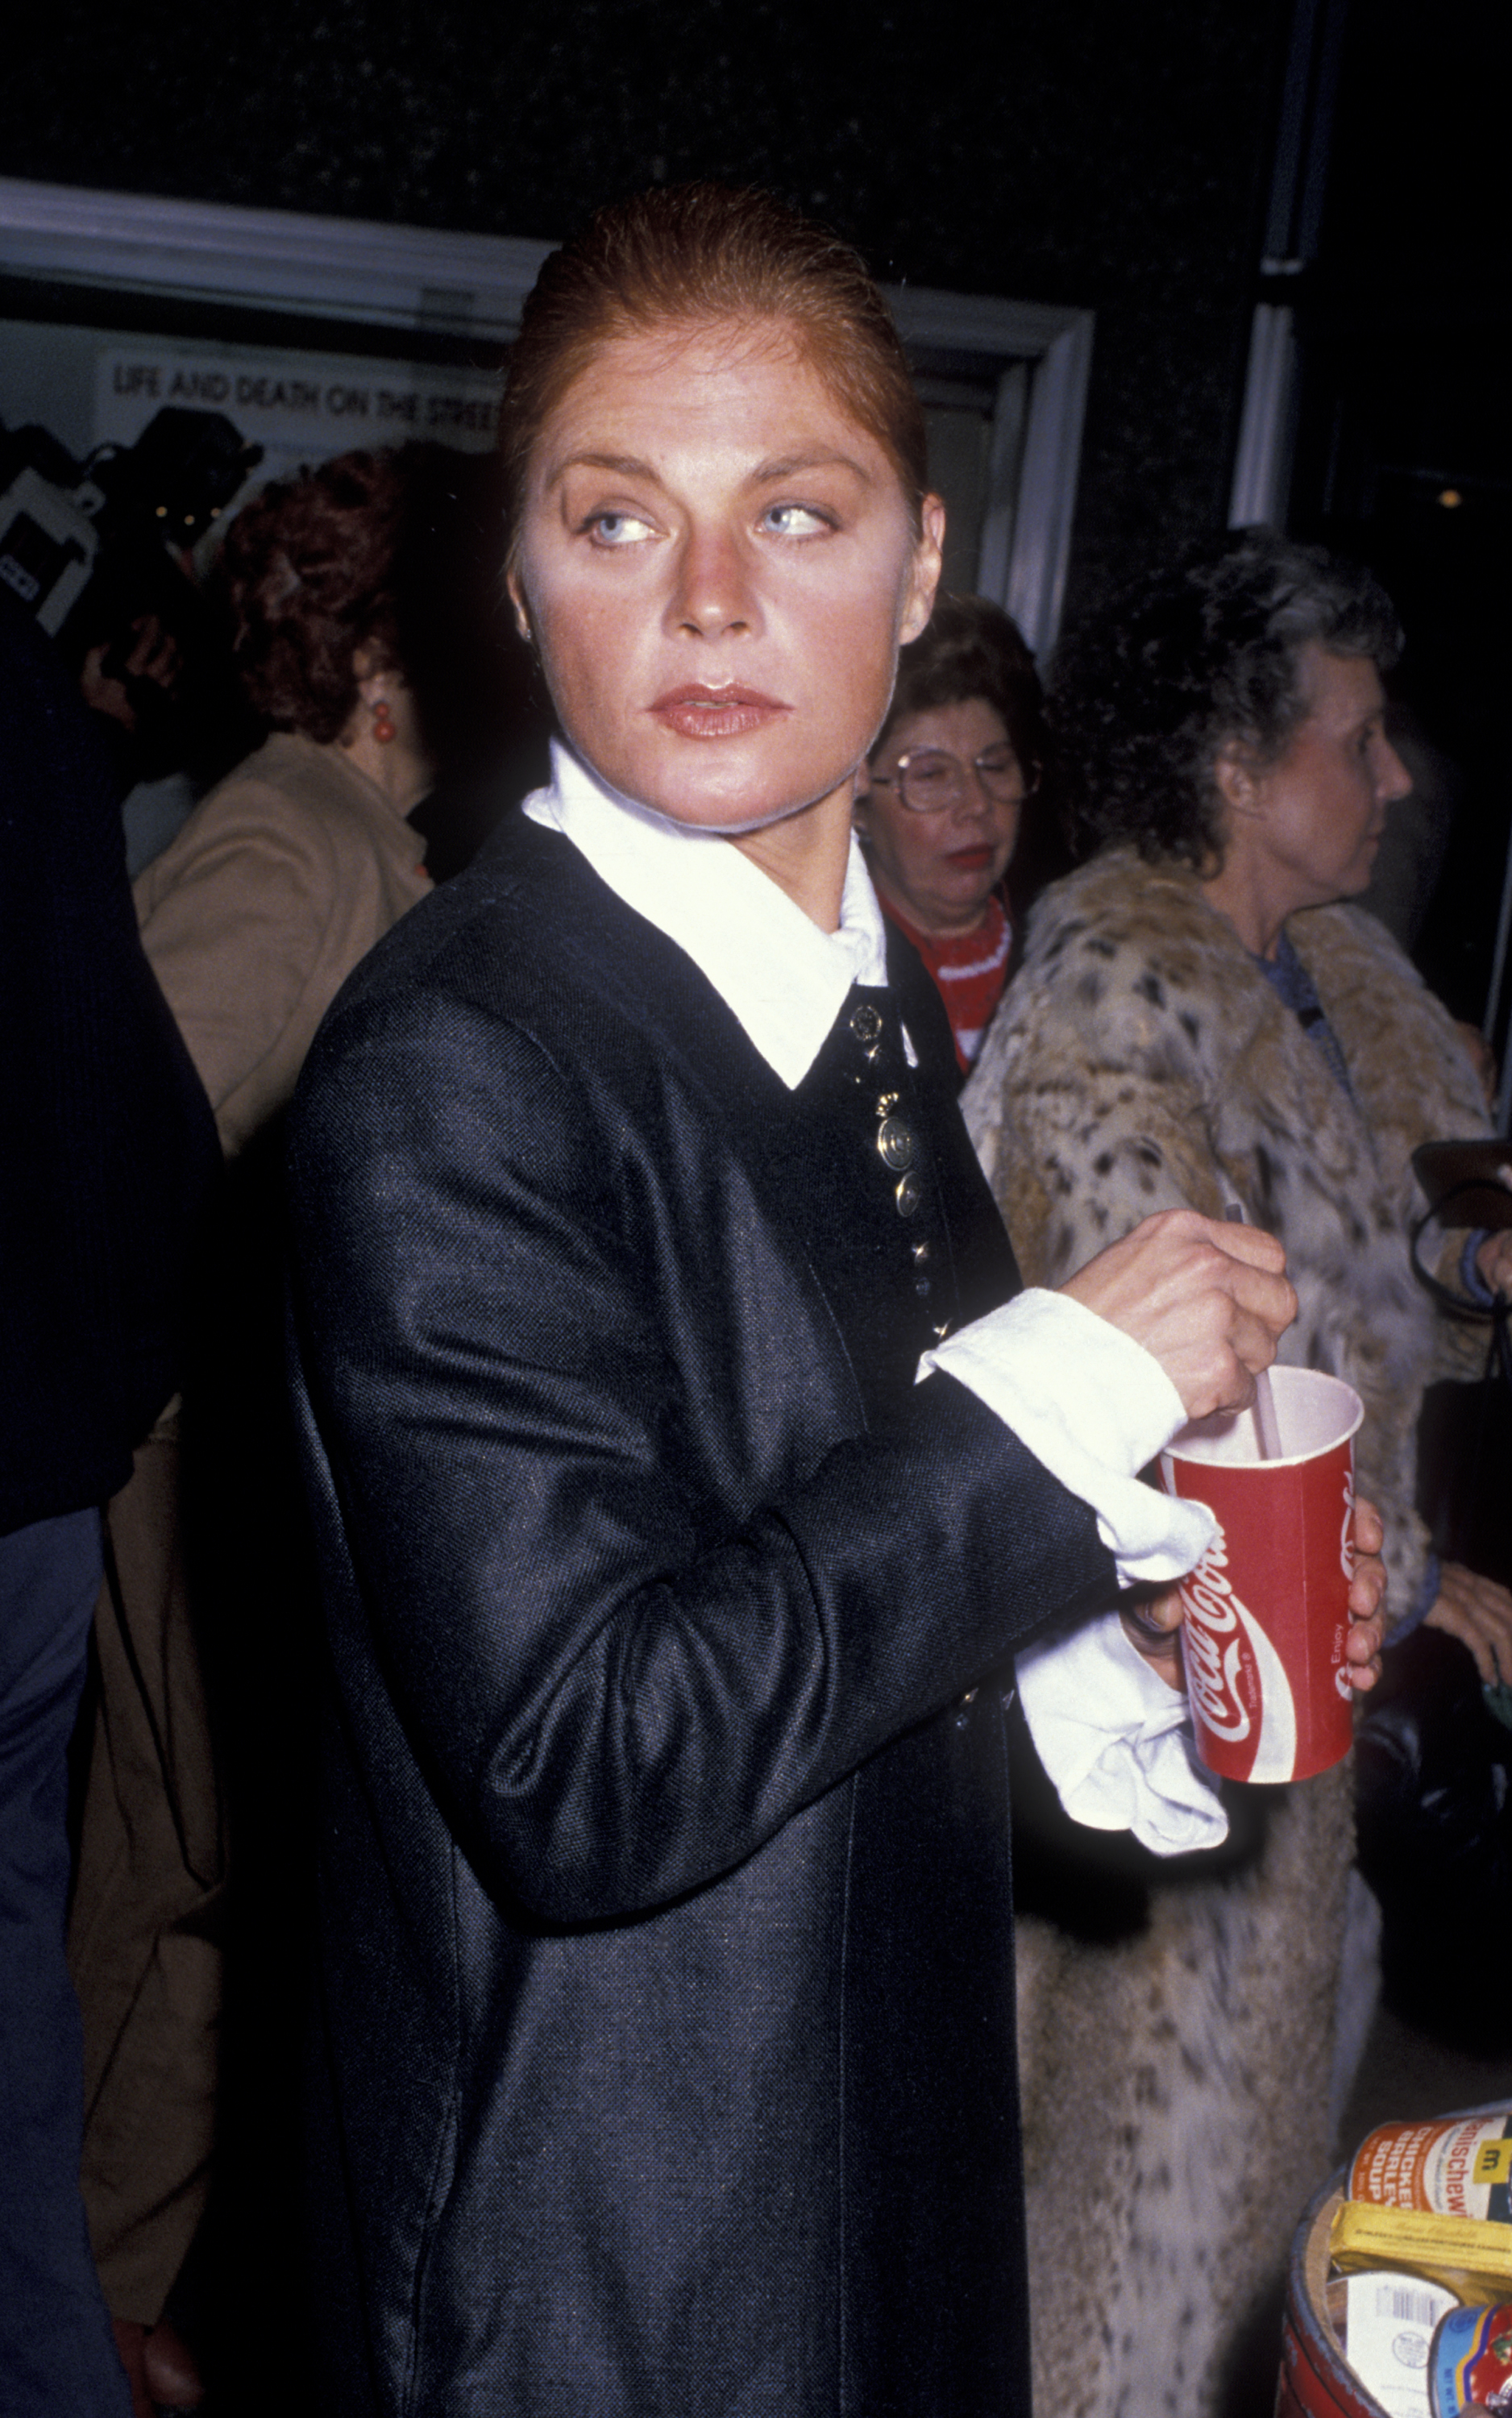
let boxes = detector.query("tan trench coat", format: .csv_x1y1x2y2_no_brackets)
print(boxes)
135,731,430,1155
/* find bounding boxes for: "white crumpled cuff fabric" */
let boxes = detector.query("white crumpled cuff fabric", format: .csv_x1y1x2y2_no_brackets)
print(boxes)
1015,1614,1228,1855
920,1284,1228,1851
920,1287,1217,1587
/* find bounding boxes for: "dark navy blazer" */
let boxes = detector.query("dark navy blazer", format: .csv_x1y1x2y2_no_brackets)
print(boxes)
287,810,1116,2417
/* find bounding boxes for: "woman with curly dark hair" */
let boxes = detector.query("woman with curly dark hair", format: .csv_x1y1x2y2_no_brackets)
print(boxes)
961,526,1509,2417
855,592,1049,1078
135,447,434,1156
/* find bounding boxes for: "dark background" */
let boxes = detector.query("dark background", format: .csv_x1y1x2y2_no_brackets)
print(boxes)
3,0,1505,1014
3,0,1287,623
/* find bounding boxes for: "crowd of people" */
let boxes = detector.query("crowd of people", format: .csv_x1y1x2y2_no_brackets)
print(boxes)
2,180,1507,2418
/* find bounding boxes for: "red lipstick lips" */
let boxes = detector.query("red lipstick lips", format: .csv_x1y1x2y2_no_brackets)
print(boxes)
650,684,789,740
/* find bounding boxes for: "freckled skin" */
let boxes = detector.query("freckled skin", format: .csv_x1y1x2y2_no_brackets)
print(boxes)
508,319,943,924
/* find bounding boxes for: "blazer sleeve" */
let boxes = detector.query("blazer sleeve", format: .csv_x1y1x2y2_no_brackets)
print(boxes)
289,987,1115,1926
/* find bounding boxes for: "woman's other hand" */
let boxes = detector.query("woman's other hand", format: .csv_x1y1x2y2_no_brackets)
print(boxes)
1061,1207,1297,1420
1118,1587,1184,1692
1424,1560,1512,1686
1474,1228,1512,1298
1119,1494,1388,1697
1345,1496,1387,1691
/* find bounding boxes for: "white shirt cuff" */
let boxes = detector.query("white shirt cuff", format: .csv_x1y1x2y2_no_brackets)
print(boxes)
1016,1615,1228,1855
920,1287,1218,1586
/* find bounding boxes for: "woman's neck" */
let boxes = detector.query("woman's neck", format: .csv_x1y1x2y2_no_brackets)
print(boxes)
334,726,433,821
729,782,856,932
870,866,995,941
1200,852,1292,962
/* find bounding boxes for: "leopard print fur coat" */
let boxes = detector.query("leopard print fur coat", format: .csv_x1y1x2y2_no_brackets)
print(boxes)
962,846,1489,2417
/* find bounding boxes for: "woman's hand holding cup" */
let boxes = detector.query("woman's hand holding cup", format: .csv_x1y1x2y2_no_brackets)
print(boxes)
1061,1208,1389,1714
1121,1496,1388,1695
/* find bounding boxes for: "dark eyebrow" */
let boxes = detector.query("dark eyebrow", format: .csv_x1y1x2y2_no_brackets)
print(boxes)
544,445,875,494
546,450,661,490
749,451,874,487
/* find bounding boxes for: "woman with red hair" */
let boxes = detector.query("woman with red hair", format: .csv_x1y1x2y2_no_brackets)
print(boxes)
285,187,1383,2417
135,446,434,1155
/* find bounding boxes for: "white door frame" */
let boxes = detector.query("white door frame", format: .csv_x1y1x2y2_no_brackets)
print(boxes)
0,175,1095,653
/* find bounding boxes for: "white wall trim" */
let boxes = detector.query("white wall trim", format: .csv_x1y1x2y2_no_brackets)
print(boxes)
890,287,1095,654
1228,300,1296,528
0,175,554,339
1003,314,1095,654
1,177,1094,647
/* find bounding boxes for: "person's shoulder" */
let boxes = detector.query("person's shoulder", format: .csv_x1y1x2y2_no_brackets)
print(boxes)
300,809,641,1078
180,730,308,812
1021,846,1219,961
1294,901,1491,1132
1006,846,1247,1027
288,813,680,1205
1293,898,1422,991
134,733,343,899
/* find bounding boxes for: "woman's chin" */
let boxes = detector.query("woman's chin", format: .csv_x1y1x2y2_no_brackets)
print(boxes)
890,888,996,937
916,870,1002,929
587,730,856,837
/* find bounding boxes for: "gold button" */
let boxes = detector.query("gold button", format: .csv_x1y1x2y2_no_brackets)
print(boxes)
912,1239,931,1264
933,1319,951,1340
876,1117,915,1172
895,1173,923,1218
849,1003,883,1043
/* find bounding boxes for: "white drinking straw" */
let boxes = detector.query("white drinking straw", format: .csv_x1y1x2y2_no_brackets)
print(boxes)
1223,1203,1283,1460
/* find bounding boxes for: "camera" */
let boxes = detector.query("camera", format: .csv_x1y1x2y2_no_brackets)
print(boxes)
0,405,262,641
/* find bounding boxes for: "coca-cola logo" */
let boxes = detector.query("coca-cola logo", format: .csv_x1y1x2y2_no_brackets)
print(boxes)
1180,1533,1255,1741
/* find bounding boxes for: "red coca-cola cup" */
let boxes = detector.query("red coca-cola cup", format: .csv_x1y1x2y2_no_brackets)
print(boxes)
1158,1366,1364,1784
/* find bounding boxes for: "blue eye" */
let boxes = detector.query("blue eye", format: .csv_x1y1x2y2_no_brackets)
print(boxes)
586,509,654,546
761,502,833,537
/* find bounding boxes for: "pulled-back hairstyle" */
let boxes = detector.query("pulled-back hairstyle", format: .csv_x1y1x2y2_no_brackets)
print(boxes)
1050,527,1403,871
219,447,417,742
872,592,1049,788
498,182,929,554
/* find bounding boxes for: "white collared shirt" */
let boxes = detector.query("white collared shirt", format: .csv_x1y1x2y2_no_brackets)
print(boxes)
525,742,1225,1851
526,738,891,1085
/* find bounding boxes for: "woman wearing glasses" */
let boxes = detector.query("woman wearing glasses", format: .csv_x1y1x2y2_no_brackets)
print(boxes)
856,592,1045,1078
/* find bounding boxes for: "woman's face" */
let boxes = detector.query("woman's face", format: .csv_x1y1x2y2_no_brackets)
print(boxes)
856,696,1023,935
508,319,943,837
1220,644,1411,911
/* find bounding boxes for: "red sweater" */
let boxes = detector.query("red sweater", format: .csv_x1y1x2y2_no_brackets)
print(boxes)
879,892,1012,1076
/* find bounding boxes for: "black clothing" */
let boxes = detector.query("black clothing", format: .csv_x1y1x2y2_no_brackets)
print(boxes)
0,591,217,1535
287,812,1116,2416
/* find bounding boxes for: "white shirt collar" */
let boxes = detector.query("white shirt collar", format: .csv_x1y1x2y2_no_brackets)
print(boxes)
523,740,891,1091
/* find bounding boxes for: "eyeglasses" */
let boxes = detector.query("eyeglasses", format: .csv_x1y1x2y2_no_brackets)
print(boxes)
868,745,1030,816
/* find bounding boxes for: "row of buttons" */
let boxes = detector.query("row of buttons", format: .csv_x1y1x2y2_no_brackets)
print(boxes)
851,1015,922,1223
849,1001,947,1335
